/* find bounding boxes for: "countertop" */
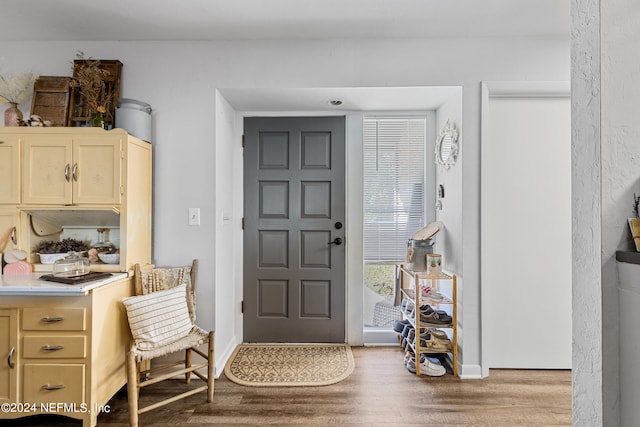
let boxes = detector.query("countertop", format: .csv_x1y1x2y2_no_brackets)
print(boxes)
0,272,129,296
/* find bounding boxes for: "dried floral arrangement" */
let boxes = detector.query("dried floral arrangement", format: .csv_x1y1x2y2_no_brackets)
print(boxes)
633,194,640,219
69,51,113,115
34,238,90,254
0,69,36,105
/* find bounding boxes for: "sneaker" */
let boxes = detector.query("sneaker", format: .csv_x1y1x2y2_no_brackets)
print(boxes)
420,304,448,316
419,311,452,326
421,286,444,301
404,352,426,365
406,357,446,377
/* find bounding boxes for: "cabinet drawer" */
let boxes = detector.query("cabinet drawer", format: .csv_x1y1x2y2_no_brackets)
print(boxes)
22,308,86,331
23,364,85,405
23,336,86,359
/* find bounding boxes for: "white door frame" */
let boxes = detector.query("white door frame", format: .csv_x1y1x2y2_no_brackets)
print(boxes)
479,81,570,377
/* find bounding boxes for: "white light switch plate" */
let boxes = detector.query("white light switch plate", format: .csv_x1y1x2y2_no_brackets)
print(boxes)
188,208,201,226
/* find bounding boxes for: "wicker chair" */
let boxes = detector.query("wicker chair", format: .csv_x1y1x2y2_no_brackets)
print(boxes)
123,260,214,427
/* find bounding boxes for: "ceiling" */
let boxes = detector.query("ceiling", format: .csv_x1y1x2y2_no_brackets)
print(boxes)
2,1,569,113
2,0,569,42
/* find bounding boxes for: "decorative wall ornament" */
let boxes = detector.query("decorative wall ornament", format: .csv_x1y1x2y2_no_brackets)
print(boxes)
435,119,459,171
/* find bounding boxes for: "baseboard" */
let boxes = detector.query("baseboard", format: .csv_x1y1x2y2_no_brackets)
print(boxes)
363,328,401,346
459,363,483,379
215,335,240,378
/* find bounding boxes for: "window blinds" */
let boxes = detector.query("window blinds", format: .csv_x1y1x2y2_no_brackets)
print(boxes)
363,116,426,262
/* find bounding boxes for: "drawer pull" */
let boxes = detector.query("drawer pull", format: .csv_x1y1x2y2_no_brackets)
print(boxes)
64,163,70,182
41,384,65,391
42,345,65,351
10,226,16,245
41,317,64,323
7,347,15,369
72,163,78,181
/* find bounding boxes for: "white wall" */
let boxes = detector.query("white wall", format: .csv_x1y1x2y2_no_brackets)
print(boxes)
0,36,569,376
435,93,463,275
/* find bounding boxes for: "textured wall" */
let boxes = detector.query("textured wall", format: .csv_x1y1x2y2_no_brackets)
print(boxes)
601,0,640,425
571,0,604,425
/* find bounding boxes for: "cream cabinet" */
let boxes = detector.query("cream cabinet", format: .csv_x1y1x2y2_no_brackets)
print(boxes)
0,128,152,273
0,309,18,405
0,134,21,204
0,277,132,427
21,133,122,205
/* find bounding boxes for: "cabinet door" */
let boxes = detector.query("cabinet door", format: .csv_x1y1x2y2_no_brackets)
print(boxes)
22,135,73,205
0,134,20,204
72,136,122,204
0,309,18,404
0,209,20,250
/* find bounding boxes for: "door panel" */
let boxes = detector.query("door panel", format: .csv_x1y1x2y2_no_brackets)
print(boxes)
244,116,345,343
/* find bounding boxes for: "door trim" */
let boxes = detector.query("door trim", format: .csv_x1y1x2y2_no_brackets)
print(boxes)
479,81,570,377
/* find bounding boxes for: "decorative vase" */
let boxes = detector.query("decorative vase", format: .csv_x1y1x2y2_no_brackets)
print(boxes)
4,102,23,126
89,111,107,129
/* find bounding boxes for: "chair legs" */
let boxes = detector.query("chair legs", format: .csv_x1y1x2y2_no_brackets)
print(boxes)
126,335,215,426
185,348,192,384
126,351,140,427
207,331,215,402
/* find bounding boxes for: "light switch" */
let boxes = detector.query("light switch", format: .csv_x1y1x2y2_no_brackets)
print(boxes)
188,208,201,226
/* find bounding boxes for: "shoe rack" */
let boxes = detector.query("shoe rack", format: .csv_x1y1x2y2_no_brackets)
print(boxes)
399,265,458,376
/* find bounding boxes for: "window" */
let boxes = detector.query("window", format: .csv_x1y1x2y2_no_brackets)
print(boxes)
363,116,427,328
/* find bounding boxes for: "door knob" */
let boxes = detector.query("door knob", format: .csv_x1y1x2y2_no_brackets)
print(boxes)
328,237,343,246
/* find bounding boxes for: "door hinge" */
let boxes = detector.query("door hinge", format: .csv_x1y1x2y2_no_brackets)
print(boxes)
120,185,125,195
241,300,244,313
242,217,244,230
242,135,245,148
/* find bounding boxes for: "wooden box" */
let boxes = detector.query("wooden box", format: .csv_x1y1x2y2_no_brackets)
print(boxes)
30,76,72,126
68,59,122,128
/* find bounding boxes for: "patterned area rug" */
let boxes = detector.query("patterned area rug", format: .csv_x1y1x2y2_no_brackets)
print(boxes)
224,343,354,387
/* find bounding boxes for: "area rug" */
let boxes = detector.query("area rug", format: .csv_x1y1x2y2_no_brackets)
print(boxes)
224,343,354,387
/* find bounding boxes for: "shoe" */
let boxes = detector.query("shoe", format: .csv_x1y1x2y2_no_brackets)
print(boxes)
400,298,415,315
419,333,453,351
422,328,448,340
393,319,411,333
404,351,425,365
406,357,446,377
421,286,444,301
420,304,448,316
419,311,452,325
401,324,414,338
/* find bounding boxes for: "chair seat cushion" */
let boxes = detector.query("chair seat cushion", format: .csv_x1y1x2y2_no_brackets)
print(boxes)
122,285,193,350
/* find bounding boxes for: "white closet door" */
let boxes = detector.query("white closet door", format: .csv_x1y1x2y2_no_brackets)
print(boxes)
482,95,572,369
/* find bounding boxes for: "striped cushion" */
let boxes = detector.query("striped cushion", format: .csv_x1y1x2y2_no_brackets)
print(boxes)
122,285,193,350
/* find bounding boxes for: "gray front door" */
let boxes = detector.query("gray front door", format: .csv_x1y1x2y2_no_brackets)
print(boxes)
243,116,346,342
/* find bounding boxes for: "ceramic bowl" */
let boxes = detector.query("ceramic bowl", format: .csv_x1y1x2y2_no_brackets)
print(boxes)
98,253,120,264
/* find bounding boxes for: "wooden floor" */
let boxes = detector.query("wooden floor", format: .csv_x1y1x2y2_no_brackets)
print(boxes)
6,347,571,426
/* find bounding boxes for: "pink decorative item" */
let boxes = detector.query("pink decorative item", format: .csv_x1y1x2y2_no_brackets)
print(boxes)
3,260,33,275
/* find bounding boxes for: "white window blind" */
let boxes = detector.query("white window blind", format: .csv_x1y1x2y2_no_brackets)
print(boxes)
363,116,426,262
